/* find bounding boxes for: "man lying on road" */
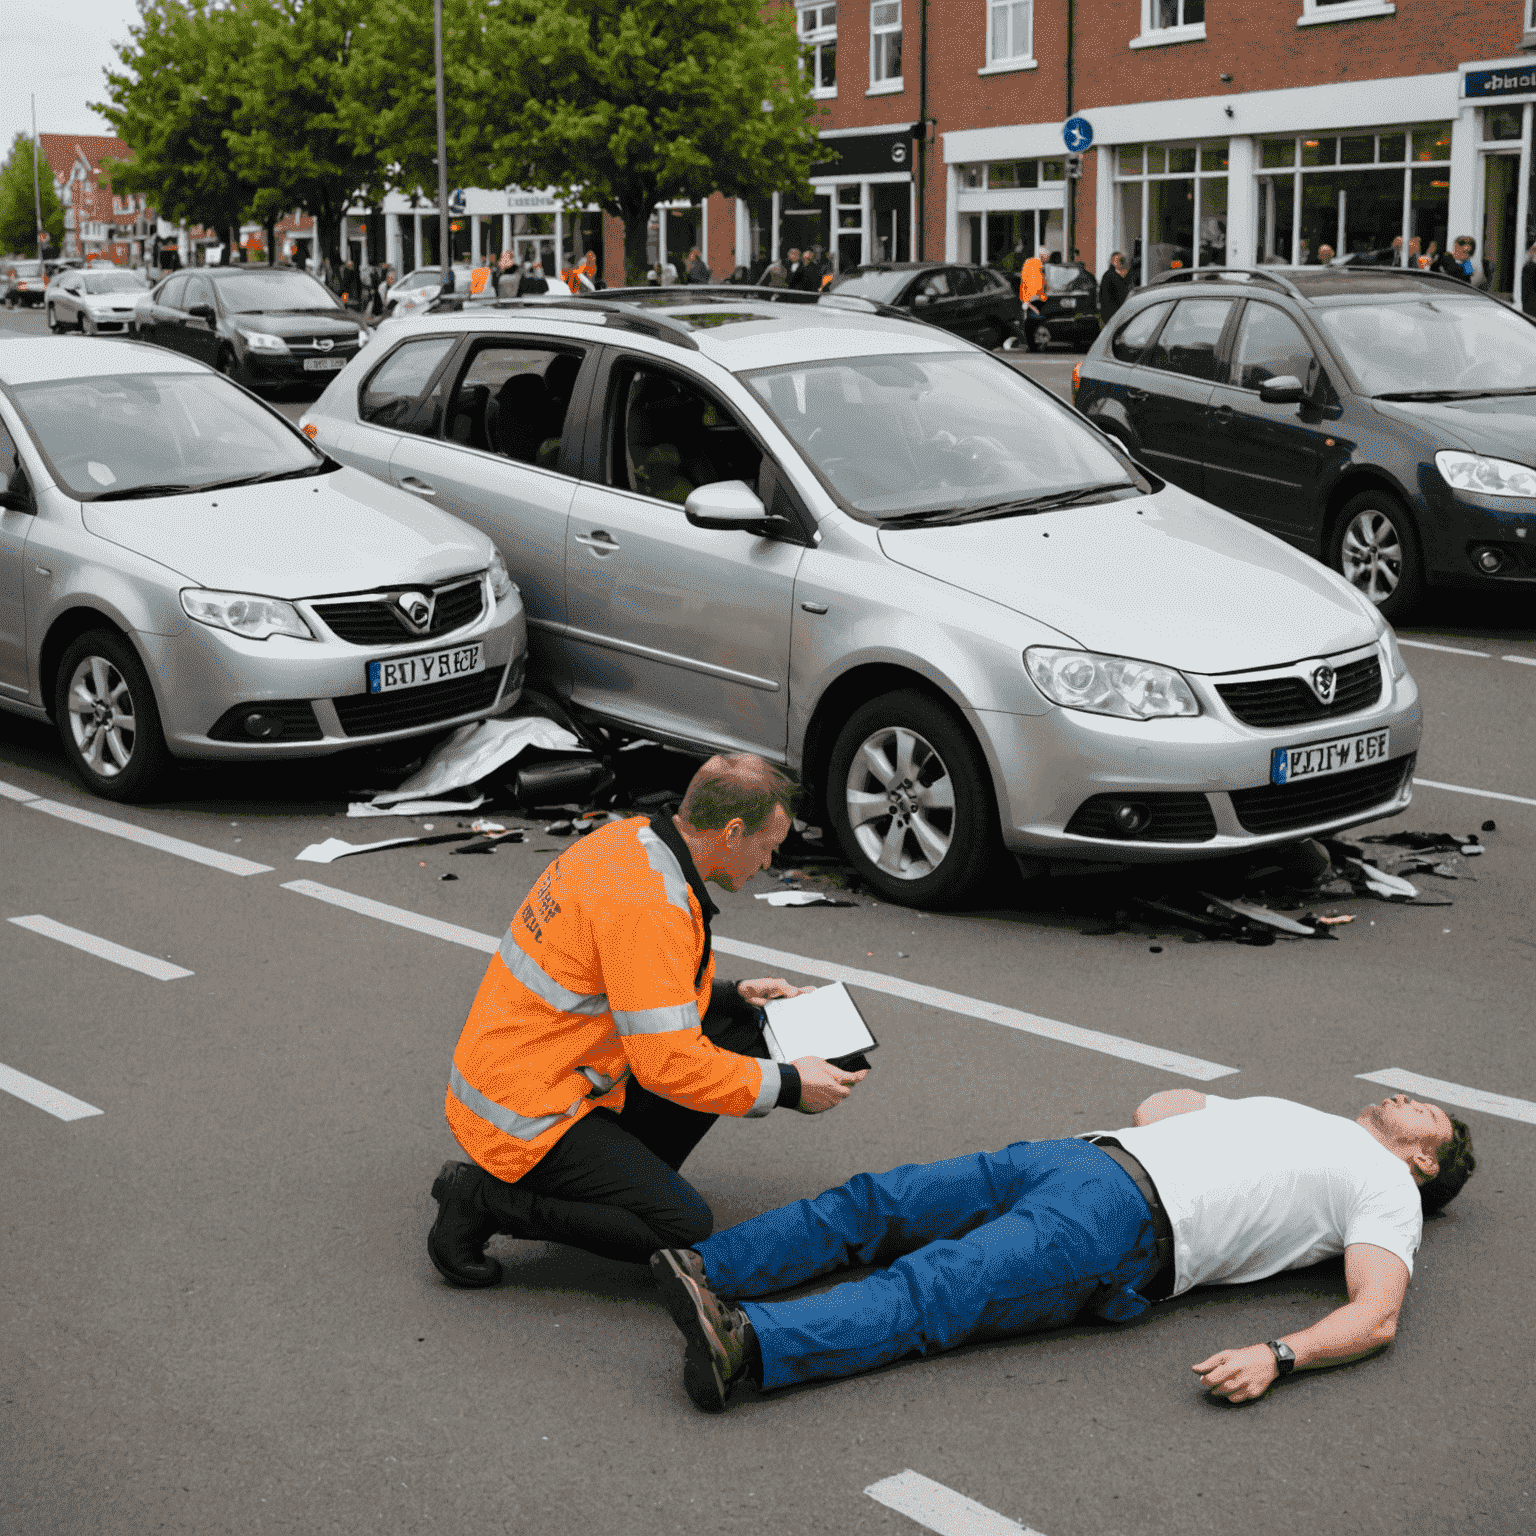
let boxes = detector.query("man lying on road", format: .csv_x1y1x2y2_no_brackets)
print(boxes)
651,1089,1475,1411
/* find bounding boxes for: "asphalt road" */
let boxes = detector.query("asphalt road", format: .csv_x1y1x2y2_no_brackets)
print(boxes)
2,304,1533,1536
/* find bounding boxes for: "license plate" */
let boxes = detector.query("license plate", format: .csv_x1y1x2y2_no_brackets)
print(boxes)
1271,728,1390,786
304,356,346,372
1059,297,1077,309
368,644,484,694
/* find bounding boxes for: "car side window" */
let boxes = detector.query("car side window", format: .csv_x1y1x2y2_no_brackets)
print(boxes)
948,267,978,296
1143,299,1232,383
1231,303,1318,392
913,271,950,305
441,341,587,468
607,362,762,507
1112,303,1167,364
185,276,214,312
358,335,459,433
0,416,31,510
159,275,188,309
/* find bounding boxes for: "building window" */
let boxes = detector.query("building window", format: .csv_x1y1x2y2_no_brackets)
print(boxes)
870,0,902,88
988,0,1033,64
1298,0,1397,25
799,3,837,96
1113,139,1228,284
1131,0,1205,46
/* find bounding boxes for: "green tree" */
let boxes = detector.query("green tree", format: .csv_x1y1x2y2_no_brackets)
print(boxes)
0,134,66,257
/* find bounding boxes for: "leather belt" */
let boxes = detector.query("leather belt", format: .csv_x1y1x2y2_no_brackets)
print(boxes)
1090,1136,1175,1301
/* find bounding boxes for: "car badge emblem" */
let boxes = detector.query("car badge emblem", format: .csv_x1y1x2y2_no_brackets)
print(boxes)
316,337,334,352
396,590,434,632
1309,664,1337,705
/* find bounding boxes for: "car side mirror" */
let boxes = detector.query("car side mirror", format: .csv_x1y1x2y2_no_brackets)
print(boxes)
188,302,216,323
684,479,784,536
0,481,34,514
913,291,933,306
1258,374,1305,405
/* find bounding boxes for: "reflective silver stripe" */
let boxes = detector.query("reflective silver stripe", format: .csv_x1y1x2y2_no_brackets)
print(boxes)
747,1058,781,1118
580,1064,630,1097
612,1001,702,1037
498,928,608,1016
637,825,692,916
448,1063,581,1142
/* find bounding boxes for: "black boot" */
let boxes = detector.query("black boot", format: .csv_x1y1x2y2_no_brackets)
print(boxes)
428,1161,503,1288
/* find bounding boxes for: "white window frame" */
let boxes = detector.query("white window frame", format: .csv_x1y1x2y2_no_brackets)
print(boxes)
1528,0,1536,46
1129,0,1206,49
1298,0,1396,26
981,0,1036,74
798,3,838,99
869,0,903,94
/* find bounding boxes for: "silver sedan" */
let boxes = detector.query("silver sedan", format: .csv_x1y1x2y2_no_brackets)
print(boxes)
0,337,526,801
46,266,150,335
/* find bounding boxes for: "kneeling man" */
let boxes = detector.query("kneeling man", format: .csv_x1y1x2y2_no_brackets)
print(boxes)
651,1090,1474,1410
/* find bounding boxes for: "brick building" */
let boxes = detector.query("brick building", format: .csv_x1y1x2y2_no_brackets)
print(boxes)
36,133,158,264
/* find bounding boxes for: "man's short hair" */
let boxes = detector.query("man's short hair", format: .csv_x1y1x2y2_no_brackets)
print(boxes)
1420,1117,1476,1216
678,754,797,835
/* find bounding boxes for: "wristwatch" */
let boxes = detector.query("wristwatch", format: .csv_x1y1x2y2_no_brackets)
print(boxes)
1265,1340,1297,1377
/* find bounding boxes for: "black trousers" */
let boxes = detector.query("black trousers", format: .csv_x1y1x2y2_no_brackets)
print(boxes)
474,984,768,1265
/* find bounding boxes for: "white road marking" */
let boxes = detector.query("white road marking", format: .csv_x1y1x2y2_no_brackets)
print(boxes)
1501,653,1536,667
865,1471,1045,1536
8,915,194,980
1415,778,1536,808
1396,639,1490,658
282,881,1237,1080
0,1062,103,1121
1357,1068,1536,1126
11,793,272,876
0,779,40,802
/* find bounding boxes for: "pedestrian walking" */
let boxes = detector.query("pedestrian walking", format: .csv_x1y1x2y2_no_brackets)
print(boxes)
1098,251,1131,325
685,247,711,285
1018,246,1047,308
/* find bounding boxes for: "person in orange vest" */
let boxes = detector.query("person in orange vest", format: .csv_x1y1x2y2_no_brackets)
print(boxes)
428,753,868,1286
1018,246,1047,308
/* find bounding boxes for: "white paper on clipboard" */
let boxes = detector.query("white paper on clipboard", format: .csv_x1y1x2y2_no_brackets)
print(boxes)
762,982,876,1063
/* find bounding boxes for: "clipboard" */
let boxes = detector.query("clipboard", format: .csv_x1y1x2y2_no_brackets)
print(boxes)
761,982,878,1072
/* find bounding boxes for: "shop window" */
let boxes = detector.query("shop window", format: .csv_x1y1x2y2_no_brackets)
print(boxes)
799,3,837,96
1041,159,1065,183
1484,108,1524,143
988,0,1034,65
1133,0,1205,47
1113,139,1228,281
1412,124,1452,162
987,161,1039,189
962,164,985,188
870,0,902,87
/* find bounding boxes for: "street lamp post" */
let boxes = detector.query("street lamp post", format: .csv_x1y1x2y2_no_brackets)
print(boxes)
31,94,48,260
434,0,453,293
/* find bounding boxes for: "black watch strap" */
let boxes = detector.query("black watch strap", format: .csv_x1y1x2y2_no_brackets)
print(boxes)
1266,1340,1297,1377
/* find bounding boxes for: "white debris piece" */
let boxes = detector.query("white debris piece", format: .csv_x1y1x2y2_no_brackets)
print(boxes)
368,717,583,806
1201,894,1315,936
346,795,488,818
295,836,421,864
755,890,842,907
1348,858,1419,899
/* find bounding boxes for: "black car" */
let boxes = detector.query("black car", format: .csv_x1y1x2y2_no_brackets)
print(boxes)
1032,261,1099,350
828,262,1029,350
131,265,369,392
1073,266,1536,619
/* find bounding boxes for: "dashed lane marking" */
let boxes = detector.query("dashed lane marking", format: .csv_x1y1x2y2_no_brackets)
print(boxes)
0,782,272,876
1502,653,1536,667
8,915,194,980
1415,778,1536,808
866,1471,1045,1536
283,880,1238,1081
0,1062,102,1121
1396,639,1491,658
1358,1069,1536,1126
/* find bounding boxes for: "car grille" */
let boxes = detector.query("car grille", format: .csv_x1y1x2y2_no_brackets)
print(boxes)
312,578,485,646
1228,754,1414,835
208,699,323,742
1216,655,1383,729
332,668,504,737
287,336,358,355
1065,791,1218,843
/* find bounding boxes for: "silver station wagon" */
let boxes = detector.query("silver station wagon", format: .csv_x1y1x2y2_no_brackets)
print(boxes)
304,290,1420,908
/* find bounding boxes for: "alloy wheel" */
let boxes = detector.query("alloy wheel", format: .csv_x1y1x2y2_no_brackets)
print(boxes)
843,725,956,880
66,654,138,778
1340,508,1402,604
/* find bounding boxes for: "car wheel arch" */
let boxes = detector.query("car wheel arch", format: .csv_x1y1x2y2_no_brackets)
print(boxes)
39,608,149,721
1322,469,1419,561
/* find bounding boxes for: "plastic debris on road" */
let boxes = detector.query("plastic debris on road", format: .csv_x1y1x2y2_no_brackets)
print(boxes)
754,890,856,908
346,795,488,818
367,717,584,806
295,831,476,863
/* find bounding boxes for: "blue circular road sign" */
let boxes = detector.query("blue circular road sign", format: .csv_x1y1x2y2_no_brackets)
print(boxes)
1063,117,1094,152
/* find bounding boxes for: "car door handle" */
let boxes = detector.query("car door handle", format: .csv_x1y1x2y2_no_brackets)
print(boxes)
1125,386,1148,403
1210,404,1234,425
575,530,619,554
399,475,436,497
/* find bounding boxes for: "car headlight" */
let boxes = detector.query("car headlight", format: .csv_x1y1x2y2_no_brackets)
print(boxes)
1025,646,1200,719
486,548,516,604
1381,625,1407,682
238,327,289,354
1435,450,1536,499
181,589,314,641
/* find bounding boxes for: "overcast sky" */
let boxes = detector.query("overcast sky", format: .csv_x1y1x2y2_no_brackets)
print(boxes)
1,0,142,161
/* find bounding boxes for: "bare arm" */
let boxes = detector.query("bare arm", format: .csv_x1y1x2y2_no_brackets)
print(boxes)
1133,1089,1206,1126
1192,1243,1409,1403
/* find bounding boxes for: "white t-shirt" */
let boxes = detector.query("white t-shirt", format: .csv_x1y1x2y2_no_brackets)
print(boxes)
1107,1096,1423,1297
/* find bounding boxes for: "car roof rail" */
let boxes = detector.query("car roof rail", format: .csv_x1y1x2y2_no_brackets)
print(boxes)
1147,267,1304,300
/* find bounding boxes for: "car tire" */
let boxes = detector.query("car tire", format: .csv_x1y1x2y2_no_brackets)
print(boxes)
980,322,1007,351
1329,489,1424,623
53,630,171,803
825,689,998,910
46,304,61,333
217,347,243,385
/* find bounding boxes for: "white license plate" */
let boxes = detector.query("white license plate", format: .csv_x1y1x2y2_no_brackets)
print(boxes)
1059,297,1077,309
304,356,346,372
1271,728,1390,786
368,644,484,694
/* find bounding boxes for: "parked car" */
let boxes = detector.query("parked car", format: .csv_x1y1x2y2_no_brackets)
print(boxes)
0,337,526,801
302,288,1419,909
385,265,475,319
130,266,370,392
1031,261,1100,350
828,263,1030,351
46,266,150,334
5,258,49,308
1072,266,1536,619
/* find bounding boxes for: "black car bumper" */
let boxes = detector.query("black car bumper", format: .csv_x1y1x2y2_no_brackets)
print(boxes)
1419,482,1536,586
241,347,359,383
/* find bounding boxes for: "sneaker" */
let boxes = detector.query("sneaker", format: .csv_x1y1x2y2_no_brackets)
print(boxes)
428,1161,503,1288
648,1247,707,1290
651,1249,754,1412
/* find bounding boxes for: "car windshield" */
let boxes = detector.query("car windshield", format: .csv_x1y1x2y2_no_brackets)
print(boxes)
1045,264,1084,293
84,270,148,294
745,352,1141,522
828,270,913,304
11,261,43,276
1313,296,1536,396
214,270,340,314
13,372,324,500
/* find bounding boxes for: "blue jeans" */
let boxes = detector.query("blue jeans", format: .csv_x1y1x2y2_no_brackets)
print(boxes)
696,1139,1162,1391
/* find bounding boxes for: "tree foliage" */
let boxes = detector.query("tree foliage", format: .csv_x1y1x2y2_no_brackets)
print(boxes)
0,135,67,257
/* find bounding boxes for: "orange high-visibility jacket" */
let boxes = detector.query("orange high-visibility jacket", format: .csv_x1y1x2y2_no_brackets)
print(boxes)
446,816,782,1183
1019,256,1045,306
